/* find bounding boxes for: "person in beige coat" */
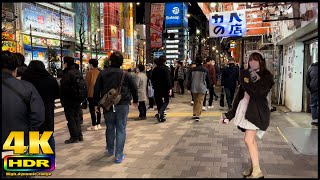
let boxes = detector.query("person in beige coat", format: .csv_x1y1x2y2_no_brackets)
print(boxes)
85,59,101,130
135,64,148,120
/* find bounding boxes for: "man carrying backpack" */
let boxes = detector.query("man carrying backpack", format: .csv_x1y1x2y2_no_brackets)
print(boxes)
60,56,87,144
93,51,138,163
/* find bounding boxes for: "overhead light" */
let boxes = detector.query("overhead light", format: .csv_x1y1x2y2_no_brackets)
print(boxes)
137,2,140,5
187,14,191,18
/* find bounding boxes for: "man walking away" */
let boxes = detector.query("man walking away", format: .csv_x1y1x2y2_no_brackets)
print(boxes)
221,58,239,110
306,62,318,126
2,51,45,176
203,57,217,110
135,64,148,120
85,59,102,130
187,56,211,121
60,56,86,144
152,56,172,122
21,60,59,155
93,51,138,163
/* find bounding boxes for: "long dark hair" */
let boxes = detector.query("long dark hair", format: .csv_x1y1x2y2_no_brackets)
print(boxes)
248,52,268,73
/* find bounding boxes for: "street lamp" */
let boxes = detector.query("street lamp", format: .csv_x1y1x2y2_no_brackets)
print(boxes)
196,29,200,34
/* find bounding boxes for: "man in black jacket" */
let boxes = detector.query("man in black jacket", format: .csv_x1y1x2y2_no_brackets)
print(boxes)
306,62,318,126
2,51,45,172
93,51,138,163
221,58,240,110
151,56,172,122
60,56,83,144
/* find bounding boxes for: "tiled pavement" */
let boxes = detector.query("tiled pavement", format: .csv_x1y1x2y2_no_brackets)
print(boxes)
49,90,318,178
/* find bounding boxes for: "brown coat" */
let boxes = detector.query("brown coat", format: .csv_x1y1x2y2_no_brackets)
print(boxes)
203,63,216,85
85,68,100,98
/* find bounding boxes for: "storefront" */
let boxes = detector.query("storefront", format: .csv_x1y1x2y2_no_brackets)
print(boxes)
19,2,75,69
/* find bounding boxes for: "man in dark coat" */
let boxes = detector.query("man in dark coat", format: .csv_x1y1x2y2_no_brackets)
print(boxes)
306,62,318,126
151,56,172,122
22,60,60,154
221,58,240,109
60,57,83,144
2,51,45,168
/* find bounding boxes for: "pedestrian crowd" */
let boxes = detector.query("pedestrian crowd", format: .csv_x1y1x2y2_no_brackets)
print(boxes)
2,50,318,178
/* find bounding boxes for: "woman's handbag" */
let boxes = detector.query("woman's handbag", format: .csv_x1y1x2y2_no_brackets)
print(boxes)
147,79,154,98
220,87,225,107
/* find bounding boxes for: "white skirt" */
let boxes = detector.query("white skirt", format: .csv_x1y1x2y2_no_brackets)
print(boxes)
233,92,265,139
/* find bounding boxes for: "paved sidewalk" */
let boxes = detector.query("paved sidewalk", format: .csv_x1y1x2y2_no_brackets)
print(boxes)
48,91,318,178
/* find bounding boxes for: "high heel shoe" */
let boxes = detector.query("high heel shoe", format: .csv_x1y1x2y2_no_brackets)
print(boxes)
242,167,253,177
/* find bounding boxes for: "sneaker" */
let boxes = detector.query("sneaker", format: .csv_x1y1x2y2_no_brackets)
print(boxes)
202,107,207,111
97,124,102,130
192,115,196,119
65,138,79,144
191,101,194,105
208,106,214,109
195,117,200,122
311,119,318,126
87,126,98,131
115,155,126,163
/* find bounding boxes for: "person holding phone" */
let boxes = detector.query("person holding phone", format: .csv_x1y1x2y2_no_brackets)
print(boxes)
220,52,274,178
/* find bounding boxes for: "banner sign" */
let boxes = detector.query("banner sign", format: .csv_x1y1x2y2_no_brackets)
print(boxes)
151,3,165,48
111,25,118,50
209,10,246,37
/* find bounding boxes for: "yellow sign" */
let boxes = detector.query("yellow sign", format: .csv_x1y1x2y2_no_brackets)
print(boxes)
2,33,15,41
2,41,17,53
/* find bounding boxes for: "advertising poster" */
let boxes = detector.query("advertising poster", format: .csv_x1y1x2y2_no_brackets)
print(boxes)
22,3,74,38
209,10,246,37
2,41,17,52
151,3,165,48
111,25,118,50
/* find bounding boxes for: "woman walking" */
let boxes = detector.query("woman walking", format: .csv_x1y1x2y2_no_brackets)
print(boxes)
220,52,274,178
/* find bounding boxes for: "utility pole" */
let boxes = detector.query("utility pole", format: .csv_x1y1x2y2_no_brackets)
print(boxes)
29,24,33,60
145,2,151,64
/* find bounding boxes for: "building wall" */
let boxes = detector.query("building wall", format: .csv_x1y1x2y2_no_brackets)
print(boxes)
283,41,304,112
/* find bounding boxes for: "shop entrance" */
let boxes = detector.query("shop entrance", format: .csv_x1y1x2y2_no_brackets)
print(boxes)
302,39,318,113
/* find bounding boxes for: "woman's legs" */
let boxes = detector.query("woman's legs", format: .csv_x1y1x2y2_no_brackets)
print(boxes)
244,130,263,177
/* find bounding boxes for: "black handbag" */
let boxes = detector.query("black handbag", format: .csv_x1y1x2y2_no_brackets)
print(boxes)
220,87,225,107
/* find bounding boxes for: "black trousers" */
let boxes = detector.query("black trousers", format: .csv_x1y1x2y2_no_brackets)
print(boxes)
88,97,101,126
178,79,185,94
225,87,236,108
148,97,154,108
64,104,83,139
138,101,147,117
155,93,170,118
203,87,219,106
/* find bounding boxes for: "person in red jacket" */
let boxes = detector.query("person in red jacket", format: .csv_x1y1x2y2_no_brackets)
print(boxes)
203,57,218,110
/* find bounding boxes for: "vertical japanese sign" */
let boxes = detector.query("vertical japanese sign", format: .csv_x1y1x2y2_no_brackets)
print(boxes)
111,25,118,50
209,10,246,37
151,3,165,48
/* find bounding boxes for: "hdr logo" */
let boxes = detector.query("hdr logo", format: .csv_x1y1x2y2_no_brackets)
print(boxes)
172,7,180,15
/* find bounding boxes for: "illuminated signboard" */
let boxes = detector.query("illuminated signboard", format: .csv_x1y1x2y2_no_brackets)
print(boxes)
22,3,74,39
209,10,246,37
2,41,17,52
165,3,188,28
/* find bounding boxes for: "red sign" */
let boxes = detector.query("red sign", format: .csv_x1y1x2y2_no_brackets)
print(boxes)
38,16,44,24
151,4,165,48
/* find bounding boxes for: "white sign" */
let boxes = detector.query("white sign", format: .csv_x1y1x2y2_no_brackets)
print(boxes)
209,10,246,37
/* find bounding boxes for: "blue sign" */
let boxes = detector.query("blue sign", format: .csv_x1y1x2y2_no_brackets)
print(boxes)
165,3,188,28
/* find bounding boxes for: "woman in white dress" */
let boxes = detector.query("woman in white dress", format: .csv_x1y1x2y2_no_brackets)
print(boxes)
219,52,274,178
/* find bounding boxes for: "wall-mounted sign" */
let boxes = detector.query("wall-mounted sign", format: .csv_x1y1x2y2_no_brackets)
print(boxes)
2,33,15,41
22,3,75,39
209,10,246,37
165,3,188,28
110,25,118,50
2,41,17,52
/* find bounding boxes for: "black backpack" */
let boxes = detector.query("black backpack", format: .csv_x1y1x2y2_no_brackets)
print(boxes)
71,73,88,103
